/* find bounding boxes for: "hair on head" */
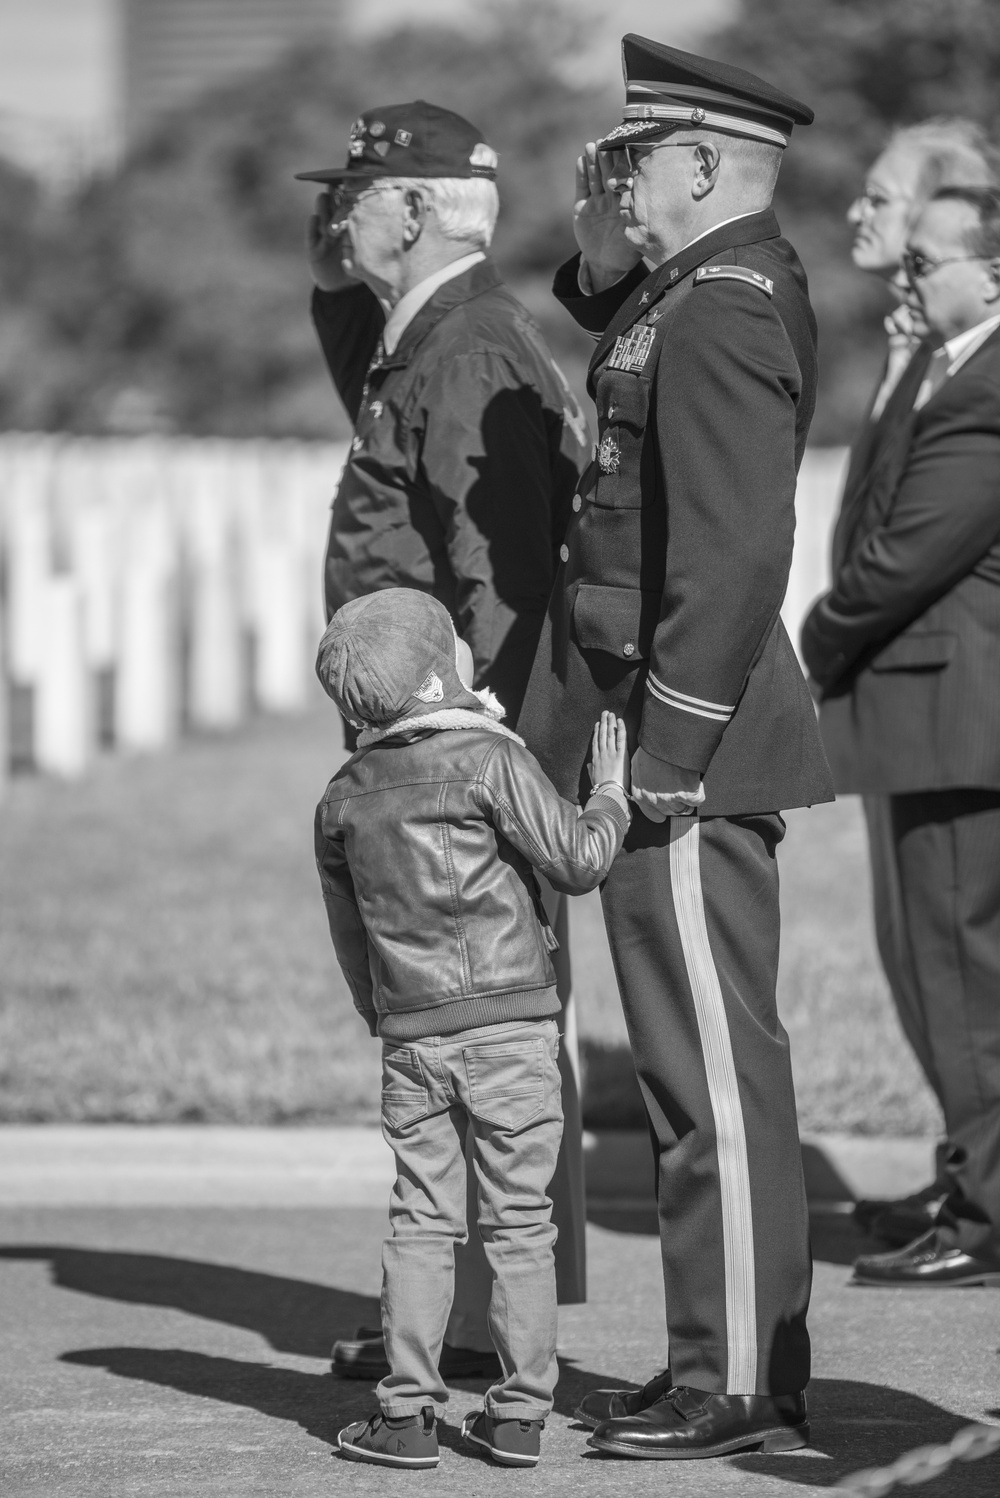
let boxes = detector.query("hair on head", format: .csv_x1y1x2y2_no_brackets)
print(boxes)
889,117,998,203
930,183,1000,259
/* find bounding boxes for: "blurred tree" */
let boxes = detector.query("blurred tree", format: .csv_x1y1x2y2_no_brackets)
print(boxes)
0,3,612,439
708,0,1000,441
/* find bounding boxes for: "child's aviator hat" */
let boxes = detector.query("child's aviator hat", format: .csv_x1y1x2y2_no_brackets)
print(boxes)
316,589,481,728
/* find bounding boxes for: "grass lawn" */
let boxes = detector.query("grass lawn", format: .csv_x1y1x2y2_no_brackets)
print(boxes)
0,700,941,1136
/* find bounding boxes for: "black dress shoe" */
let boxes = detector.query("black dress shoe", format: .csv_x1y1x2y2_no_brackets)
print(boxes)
853,1183,949,1246
332,1332,502,1381
853,1229,1000,1287
575,1368,672,1428
588,1386,808,1460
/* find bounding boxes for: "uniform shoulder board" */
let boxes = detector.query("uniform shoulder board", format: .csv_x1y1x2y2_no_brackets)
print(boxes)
695,264,774,297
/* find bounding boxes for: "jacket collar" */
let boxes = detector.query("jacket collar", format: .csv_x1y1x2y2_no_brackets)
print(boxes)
372,258,504,372
590,208,781,377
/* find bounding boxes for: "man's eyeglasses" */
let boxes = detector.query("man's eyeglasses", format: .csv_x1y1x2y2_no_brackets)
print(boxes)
328,181,400,216
852,185,907,214
605,140,700,179
902,248,984,282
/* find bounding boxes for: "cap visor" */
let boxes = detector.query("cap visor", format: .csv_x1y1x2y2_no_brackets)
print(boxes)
596,119,680,151
294,165,385,183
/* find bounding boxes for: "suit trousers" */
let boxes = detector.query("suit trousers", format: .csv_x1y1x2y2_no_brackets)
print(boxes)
888,789,1000,1257
600,812,811,1396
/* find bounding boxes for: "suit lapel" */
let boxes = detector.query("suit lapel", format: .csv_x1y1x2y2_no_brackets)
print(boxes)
589,209,781,379
835,341,935,565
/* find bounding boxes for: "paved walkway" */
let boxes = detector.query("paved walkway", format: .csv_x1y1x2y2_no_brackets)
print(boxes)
1,1130,999,1497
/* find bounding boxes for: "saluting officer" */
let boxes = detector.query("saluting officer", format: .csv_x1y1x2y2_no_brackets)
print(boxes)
518,37,833,1458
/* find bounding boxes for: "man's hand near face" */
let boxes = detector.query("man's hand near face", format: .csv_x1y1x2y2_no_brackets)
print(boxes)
630,746,705,822
574,143,642,293
306,191,359,293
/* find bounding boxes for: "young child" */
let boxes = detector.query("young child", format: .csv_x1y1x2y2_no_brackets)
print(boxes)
314,587,630,1470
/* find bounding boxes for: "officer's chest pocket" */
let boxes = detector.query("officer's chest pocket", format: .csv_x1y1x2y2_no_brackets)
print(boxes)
590,370,651,511
463,1039,547,1131
572,583,661,663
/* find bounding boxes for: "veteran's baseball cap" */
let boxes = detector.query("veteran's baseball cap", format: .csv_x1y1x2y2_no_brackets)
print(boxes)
598,35,813,152
296,99,498,184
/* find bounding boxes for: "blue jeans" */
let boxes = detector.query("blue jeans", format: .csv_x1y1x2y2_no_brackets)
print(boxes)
376,1018,563,1420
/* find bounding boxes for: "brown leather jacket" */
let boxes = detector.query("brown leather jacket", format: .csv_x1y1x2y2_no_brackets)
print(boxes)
315,725,628,1041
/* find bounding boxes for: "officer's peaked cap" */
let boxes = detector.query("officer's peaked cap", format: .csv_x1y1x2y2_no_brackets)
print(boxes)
598,35,813,152
296,99,498,184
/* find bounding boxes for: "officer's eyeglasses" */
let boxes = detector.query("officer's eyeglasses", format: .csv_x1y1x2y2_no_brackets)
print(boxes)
604,141,701,180
902,248,984,282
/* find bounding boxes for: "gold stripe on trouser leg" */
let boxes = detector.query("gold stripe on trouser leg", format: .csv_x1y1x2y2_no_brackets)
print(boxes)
668,816,758,1394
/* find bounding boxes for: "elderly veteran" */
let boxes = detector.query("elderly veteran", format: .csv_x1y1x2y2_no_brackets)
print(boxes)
518,37,832,1459
298,100,590,1388
804,186,1000,1292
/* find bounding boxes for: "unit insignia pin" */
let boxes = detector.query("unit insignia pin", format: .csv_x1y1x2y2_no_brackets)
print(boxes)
369,120,386,137
597,432,621,474
639,291,650,304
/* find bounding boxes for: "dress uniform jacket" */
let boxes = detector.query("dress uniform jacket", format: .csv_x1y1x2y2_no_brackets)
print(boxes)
312,259,589,722
517,209,832,815
801,327,1000,792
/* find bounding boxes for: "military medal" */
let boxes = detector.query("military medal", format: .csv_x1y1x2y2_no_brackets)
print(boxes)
607,324,656,373
597,431,620,473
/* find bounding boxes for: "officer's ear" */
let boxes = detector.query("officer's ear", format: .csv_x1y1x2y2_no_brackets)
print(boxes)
401,188,428,246
692,141,721,200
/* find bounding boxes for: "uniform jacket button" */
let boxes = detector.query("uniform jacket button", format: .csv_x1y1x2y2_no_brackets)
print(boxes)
572,494,582,513
559,543,570,563
623,641,635,657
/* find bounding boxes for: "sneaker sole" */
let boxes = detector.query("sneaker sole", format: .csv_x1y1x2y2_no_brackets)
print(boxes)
853,1272,1000,1288
464,1429,539,1467
337,1436,438,1468
587,1423,809,1460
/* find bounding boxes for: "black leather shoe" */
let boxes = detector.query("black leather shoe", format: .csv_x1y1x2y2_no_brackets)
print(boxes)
588,1386,808,1460
332,1331,502,1382
853,1183,949,1246
853,1229,1000,1287
575,1368,672,1428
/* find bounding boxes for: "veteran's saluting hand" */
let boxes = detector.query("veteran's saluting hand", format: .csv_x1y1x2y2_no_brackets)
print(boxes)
305,190,357,293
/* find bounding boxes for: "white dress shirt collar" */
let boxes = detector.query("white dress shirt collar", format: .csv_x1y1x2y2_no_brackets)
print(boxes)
941,311,1000,374
381,251,486,355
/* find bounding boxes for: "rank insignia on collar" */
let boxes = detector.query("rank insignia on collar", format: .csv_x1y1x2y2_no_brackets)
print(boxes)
597,431,621,474
607,323,656,373
646,306,663,324
670,267,679,280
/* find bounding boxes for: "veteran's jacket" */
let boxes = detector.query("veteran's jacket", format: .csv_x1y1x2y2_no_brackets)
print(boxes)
312,259,589,724
802,326,1000,795
517,209,833,816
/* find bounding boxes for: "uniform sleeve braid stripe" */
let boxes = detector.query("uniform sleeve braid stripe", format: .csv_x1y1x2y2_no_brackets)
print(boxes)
648,673,735,714
647,678,732,721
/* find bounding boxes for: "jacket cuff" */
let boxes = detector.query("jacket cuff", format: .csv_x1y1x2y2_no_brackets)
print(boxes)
552,253,647,337
639,680,731,773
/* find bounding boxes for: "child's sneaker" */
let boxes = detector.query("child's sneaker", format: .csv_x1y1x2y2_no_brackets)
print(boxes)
337,1407,439,1467
461,1409,544,1466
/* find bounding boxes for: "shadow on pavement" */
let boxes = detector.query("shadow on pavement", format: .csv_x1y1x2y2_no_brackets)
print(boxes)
729,1376,1000,1494
0,1244,375,1359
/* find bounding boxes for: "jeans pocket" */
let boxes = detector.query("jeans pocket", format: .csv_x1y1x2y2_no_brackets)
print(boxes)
381,1046,430,1130
463,1037,545,1130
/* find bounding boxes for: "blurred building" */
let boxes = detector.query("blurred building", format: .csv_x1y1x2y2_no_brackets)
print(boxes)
122,0,339,142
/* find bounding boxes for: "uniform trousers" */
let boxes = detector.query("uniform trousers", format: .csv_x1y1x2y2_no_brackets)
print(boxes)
600,811,811,1396
881,790,1000,1259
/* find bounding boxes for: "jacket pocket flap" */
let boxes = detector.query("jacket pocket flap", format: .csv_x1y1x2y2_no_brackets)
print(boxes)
870,631,957,671
572,583,660,661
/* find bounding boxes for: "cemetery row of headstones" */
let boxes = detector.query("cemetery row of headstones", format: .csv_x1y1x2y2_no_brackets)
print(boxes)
0,433,347,796
0,433,845,800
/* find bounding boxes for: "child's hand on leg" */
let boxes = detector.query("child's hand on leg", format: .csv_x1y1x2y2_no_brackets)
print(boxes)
588,712,629,795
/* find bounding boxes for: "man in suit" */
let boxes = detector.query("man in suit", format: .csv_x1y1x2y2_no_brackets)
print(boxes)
802,186,1000,1287
299,100,591,1381
518,36,833,1458
835,123,996,1248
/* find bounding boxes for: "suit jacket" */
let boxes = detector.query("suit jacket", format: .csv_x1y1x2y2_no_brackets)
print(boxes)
517,210,833,816
801,326,1000,794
